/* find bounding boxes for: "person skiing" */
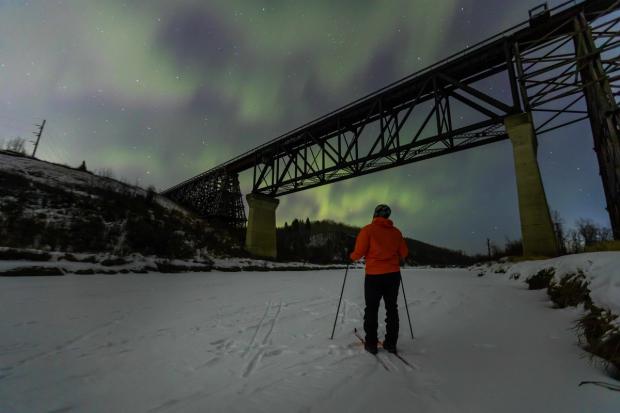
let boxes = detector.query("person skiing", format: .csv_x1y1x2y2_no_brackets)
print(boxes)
349,204,409,354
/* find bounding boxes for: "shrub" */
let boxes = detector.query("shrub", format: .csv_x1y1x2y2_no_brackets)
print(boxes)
155,261,212,273
40,225,71,251
547,271,591,308
70,216,107,252
526,267,555,290
17,217,41,245
0,172,31,192
100,257,129,266
0,199,24,221
146,185,157,204
74,269,96,275
576,306,620,371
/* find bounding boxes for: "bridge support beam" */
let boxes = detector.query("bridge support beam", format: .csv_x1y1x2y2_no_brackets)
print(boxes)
245,193,280,258
505,112,559,257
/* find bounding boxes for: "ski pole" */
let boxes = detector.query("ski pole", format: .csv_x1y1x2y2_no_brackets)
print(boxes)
400,273,414,341
330,263,349,340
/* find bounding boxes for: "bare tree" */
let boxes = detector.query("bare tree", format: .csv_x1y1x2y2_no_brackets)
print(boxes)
576,218,598,246
566,229,583,253
599,227,613,242
504,238,523,256
96,168,115,179
489,241,503,258
5,137,26,154
552,210,567,254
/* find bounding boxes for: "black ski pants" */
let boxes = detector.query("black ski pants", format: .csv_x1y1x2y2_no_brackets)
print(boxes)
364,272,400,346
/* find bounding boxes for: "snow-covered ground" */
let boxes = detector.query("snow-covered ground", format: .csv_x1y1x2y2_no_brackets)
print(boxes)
1,268,618,412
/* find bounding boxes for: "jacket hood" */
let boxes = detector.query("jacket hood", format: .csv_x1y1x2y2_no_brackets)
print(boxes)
372,216,394,227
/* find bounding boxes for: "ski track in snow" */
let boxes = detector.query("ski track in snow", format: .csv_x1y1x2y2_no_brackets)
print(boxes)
242,301,283,378
0,268,619,412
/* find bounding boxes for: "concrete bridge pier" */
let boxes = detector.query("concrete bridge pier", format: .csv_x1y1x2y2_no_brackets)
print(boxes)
505,112,559,257
245,193,280,258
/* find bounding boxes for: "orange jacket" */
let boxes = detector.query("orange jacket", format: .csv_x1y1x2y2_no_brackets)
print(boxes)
350,217,409,275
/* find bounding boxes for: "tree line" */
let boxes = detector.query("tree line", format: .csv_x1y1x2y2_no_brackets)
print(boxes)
552,212,614,253
276,218,474,266
278,211,615,266
485,210,614,259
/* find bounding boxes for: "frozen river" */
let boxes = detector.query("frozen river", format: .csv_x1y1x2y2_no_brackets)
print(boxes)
1,268,617,412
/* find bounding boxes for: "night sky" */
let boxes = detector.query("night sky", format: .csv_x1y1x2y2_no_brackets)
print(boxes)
0,0,611,253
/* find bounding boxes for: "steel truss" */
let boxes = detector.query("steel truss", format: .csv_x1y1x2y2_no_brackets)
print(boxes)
515,5,620,237
163,0,620,232
165,170,246,229
515,6,620,134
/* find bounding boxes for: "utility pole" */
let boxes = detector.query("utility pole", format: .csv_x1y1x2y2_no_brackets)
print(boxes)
487,238,491,258
31,119,46,158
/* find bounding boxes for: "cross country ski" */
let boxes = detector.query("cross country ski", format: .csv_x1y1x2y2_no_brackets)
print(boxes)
354,328,414,370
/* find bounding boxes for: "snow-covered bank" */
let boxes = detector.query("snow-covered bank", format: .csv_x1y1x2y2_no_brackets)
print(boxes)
0,247,352,275
472,252,620,320
1,269,617,412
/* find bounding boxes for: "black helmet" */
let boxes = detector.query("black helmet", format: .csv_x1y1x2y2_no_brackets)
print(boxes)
373,204,391,218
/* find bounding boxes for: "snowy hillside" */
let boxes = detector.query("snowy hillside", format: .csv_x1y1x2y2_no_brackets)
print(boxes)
0,151,183,212
0,151,239,259
1,264,619,412
0,151,146,196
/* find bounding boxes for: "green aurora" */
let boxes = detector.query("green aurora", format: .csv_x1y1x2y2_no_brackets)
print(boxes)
0,0,610,253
